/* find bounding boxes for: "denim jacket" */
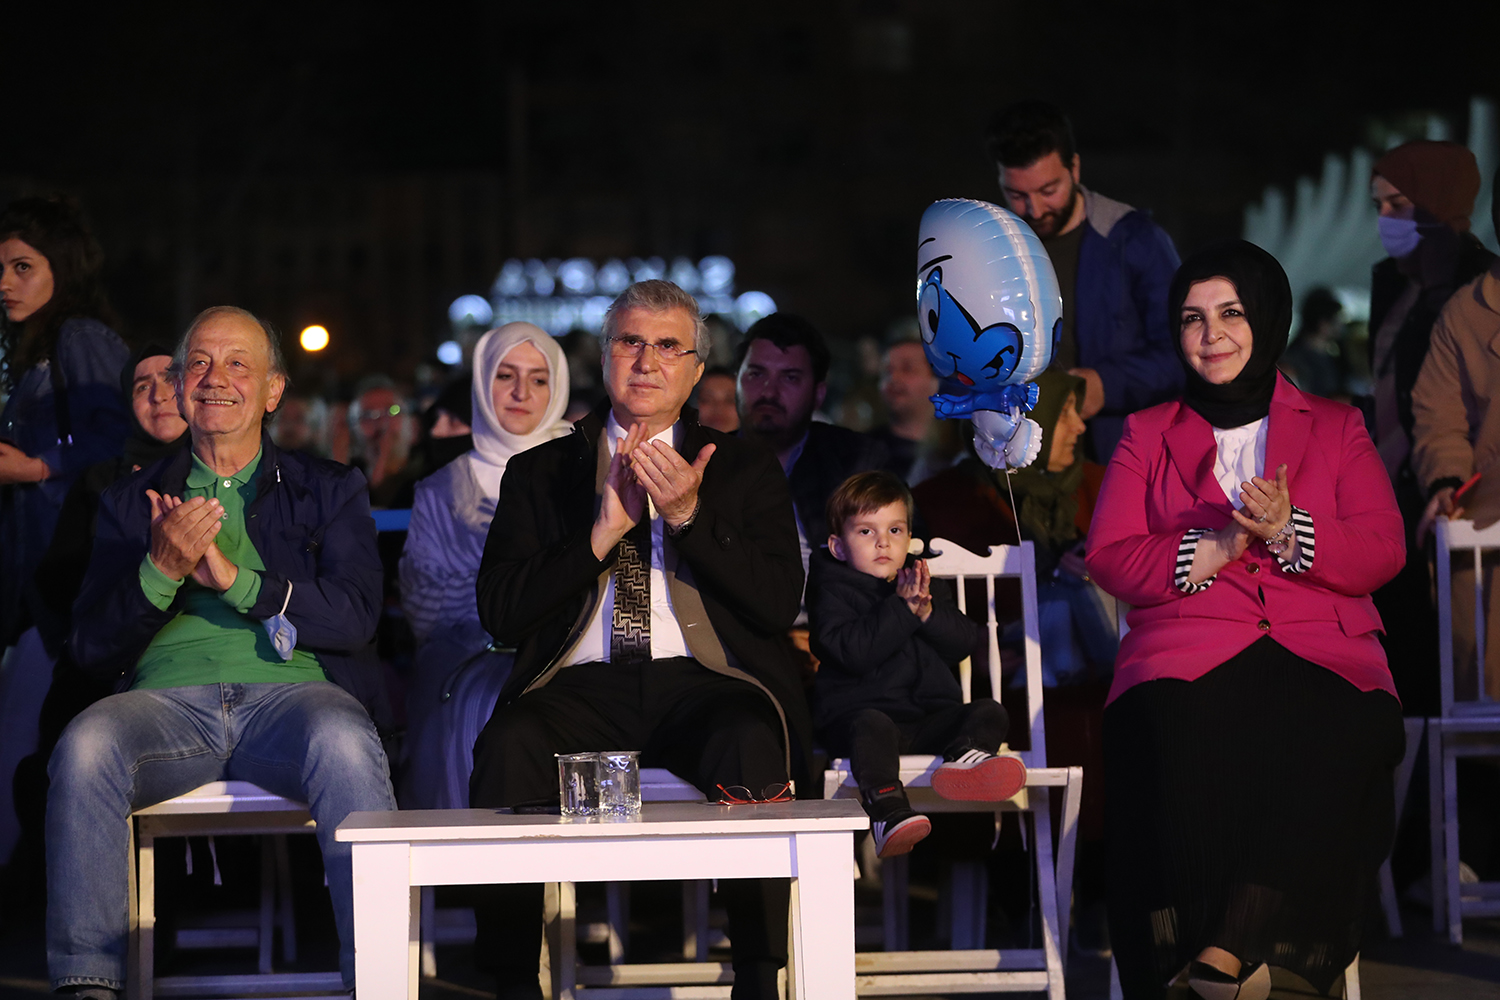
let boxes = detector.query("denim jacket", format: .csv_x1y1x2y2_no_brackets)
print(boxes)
0,317,130,643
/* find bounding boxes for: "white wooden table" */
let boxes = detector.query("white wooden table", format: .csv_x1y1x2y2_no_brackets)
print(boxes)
336,799,869,1000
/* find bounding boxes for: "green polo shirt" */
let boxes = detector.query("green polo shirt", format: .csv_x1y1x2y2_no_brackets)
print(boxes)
132,449,328,689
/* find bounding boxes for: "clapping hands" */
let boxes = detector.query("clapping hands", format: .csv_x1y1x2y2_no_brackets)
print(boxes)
594,424,650,557
897,558,933,622
1230,464,1292,541
1190,464,1296,584
147,490,240,591
590,422,716,559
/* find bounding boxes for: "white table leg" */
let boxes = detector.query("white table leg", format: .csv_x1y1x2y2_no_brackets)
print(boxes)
789,831,855,1000
351,842,416,1000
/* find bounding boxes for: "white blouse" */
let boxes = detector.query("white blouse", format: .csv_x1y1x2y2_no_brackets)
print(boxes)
1211,418,1267,509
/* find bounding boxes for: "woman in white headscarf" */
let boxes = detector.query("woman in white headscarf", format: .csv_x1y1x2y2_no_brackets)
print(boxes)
399,322,571,808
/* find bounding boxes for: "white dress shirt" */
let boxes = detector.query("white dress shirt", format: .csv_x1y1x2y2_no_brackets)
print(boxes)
560,413,692,666
1211,418,1268,510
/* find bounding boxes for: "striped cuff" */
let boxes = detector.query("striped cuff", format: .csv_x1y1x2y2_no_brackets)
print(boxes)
1276,505,1315,573
1175,528,1215,594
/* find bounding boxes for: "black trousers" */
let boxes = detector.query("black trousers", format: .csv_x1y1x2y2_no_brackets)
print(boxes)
469,657,790,998
1103,638,1403,998
819,699,1009,791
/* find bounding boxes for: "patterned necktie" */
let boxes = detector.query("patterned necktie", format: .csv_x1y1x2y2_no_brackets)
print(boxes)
611,513,653,664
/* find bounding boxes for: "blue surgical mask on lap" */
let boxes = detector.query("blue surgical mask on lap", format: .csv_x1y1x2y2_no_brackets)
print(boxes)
1378,216,1422,259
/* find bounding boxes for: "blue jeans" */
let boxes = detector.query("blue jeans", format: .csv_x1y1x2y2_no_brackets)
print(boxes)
46,682,395,991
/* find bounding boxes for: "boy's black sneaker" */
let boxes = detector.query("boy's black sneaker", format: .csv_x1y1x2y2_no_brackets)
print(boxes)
861,782,931,858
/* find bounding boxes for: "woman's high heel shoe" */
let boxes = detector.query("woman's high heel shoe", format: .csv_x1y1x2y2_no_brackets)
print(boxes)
1187,959,1270,1000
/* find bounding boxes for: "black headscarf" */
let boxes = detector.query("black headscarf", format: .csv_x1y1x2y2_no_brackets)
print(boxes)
1168,240,1293,429
418,373,475,472
120,342,190,468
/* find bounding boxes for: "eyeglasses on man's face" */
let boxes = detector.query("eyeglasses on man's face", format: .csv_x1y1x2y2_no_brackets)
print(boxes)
607,334,699,364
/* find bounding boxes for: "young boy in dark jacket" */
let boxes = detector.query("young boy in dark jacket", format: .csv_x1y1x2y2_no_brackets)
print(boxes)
811,471,1025,857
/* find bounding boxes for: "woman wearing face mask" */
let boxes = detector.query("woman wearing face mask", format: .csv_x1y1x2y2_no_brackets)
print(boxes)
1369,141,1493,485
398,322,571,808
1367,141,1496,714
1086,242,1407,1000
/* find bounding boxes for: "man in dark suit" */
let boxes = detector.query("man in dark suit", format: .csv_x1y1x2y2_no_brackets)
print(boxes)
735,313,890,574
471,280,811,1000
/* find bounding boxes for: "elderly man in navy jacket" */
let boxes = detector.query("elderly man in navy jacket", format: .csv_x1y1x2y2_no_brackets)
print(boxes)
46,307,395,1000
987,100,1183,460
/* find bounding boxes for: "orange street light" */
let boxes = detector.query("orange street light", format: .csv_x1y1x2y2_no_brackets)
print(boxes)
300,325,330,351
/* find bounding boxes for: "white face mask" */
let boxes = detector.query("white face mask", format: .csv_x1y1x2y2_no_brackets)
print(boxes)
262,580,298,661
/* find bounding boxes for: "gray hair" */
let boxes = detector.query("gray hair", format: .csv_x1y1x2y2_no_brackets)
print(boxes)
602,280,710,361
173,306,289,380
172,306,290,413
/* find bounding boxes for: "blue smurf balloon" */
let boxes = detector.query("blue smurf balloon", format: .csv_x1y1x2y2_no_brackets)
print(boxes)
916,198,1063,469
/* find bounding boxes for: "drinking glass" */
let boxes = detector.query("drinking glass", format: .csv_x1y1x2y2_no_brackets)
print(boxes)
597,750,642,819
557,752,600,817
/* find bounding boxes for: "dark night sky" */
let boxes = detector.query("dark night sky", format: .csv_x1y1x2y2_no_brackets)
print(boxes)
5,0,1499,374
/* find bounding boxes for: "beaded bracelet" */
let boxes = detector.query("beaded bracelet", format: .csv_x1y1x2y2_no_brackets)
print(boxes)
1263,520,1294,556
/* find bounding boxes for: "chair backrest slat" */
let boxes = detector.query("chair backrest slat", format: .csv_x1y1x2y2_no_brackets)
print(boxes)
1478,545,1488,701
925,538,1046,769
954,571,972,703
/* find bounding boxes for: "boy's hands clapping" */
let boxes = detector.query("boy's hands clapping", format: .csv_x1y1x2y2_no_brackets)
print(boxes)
897,558,933,622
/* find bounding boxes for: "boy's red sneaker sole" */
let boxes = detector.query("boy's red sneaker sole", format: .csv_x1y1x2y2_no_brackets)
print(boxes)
931,755,1027,802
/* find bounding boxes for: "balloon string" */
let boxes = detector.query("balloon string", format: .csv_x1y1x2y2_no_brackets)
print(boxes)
1004,467,1023,547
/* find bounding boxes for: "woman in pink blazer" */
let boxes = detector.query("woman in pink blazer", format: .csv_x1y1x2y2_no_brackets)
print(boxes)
1086,242,1406,1000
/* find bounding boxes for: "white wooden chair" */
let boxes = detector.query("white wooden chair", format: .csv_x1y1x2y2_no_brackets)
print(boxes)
128,781,344,1000
1429,516,1500,943
823,539,1083,1000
